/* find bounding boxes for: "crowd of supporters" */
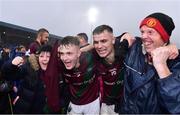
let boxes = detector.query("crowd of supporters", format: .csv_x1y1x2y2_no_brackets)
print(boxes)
1,12,180,114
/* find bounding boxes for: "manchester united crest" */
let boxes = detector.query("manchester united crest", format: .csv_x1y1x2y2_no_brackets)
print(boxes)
146,18,157,27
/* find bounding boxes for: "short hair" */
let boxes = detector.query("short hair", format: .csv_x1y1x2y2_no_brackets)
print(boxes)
77,33,88,42
93,25,113,35
36,28,49,38
60,36,80,47
16,45,26,51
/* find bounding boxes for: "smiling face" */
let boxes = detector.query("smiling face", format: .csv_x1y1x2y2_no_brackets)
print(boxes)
140,25,165,54
93,30,115,58
59,44,81,70
40,32,49,45
38,51,51,70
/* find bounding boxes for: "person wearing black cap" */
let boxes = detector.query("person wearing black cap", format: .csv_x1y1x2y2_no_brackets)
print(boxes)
118,12,180,114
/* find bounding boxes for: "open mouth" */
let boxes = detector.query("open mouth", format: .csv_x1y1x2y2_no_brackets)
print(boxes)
42,62,48,66
64,61,71,67
143,40,153,47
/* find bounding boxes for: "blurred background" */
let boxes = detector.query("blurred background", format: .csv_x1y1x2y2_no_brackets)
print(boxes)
0,0,179,47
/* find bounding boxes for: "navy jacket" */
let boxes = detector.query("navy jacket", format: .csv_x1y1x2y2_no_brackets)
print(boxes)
120,37,180,114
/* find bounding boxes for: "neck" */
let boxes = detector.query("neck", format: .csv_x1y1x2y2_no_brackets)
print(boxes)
75,58,80,68
105,49,115,64
146,53,153,65
36,39,41,45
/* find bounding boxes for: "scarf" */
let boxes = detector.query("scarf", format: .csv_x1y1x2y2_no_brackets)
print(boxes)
43,40,60,112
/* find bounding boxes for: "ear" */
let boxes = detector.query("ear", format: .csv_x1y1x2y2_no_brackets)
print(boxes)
78,49,81,58
112,36,115,44
37,34,41,38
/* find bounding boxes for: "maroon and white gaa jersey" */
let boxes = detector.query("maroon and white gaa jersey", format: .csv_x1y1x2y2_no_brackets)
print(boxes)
63,52,99,105
95,55,124,104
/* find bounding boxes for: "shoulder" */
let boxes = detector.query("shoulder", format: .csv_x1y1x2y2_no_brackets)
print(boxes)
29,41,40,48
28,54,40,71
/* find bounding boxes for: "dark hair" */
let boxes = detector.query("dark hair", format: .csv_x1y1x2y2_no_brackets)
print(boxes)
37,44,52,54
93,25,113,35
60,36,80,47
16,45,26,51
36,28,49,38
77,33,88,42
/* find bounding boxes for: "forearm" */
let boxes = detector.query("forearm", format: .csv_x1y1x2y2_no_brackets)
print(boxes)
120,32,135,47
154,63,171,79
1,60,18,75
1,60,25,80
80,44,94,52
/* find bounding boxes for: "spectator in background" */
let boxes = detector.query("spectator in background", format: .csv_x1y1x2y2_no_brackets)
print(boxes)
17,45,26,54
12,45,27,58
29,28,49,54
0,45,11,68
77,33,90,48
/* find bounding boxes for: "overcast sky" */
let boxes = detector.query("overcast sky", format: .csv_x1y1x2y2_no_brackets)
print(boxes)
0,0,180,47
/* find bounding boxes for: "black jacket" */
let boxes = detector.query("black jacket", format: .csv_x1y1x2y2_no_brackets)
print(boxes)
1,59,47,113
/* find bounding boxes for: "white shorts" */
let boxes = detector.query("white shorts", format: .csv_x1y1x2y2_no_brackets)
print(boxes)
67,97,100,115
100,103,118,115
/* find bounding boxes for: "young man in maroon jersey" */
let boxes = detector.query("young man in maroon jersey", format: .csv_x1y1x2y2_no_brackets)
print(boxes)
58,36,100,114
92,25,133,114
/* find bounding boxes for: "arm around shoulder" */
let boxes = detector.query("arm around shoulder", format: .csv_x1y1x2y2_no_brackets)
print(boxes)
118,32,136,47
80,44,94,52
